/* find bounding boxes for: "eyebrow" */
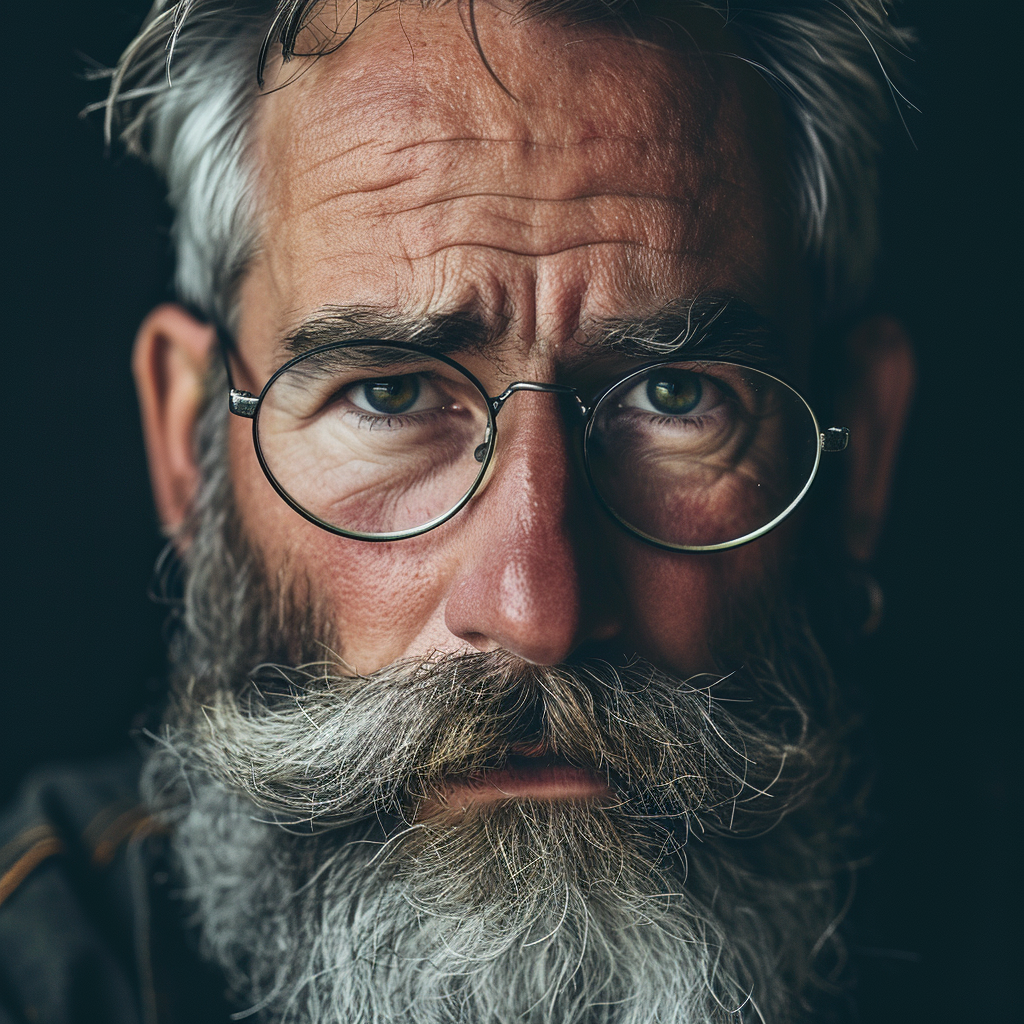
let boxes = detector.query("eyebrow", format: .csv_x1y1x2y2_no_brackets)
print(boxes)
583,296,786,370
278,295,786,370
280,307,496,359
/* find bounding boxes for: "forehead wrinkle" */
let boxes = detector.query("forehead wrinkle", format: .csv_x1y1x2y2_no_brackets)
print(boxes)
402,238,714,263
382,190,701,212
383,135,640,154
274,131,724,216
256,18,738,205
248,4,800,357
383,183,746,268
288,178,710,221
290,244,517,321
288,215,763,334
272,137,754,270
295,189,732,251
255,28,777,254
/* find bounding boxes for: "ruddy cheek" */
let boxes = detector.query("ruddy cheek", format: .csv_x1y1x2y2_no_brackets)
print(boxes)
318,542,448,664
614,542,771,673
276,533,454,672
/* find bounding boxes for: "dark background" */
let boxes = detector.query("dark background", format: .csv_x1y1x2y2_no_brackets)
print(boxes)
3,2,1017,1020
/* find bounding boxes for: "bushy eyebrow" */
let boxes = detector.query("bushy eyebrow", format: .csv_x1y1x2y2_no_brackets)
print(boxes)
280,295,784,369
281,307,496,358
584,296,785,369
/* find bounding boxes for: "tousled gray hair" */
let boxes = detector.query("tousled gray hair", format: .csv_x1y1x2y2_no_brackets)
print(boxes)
106,0,911,327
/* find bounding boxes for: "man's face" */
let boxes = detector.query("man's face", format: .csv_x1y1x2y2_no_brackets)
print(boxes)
225,4,808,702
134,9,892,1017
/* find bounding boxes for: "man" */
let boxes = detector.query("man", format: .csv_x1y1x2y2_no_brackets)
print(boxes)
0,1,916,1021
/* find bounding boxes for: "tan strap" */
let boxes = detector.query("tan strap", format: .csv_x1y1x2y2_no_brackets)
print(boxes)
0,801,161,907
0,834,65,908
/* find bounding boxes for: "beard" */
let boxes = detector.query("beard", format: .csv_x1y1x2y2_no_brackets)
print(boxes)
143,376,855,1023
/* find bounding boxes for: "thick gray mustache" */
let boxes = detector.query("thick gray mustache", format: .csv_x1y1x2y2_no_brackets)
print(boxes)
176,649,812,833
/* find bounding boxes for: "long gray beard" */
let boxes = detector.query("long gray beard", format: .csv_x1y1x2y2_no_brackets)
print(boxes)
144,372,853,1023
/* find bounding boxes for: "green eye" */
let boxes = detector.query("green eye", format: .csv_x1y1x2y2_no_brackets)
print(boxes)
362,376,421,414
645,371,702,414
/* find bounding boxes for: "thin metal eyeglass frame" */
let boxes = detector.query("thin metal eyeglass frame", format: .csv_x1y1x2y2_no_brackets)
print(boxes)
223,338,850,551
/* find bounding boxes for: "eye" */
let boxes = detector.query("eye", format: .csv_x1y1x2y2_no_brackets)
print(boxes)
645,369,702,414
347,374,435,415
620,368,718,417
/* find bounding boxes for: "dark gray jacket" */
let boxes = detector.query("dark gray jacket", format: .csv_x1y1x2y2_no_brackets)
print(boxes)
0,755,228,1024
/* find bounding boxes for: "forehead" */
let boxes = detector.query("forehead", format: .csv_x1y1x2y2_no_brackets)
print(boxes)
246,4,801,348
267,8,732,151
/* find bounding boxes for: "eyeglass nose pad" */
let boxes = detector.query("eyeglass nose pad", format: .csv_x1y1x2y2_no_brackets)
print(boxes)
468,421,499,498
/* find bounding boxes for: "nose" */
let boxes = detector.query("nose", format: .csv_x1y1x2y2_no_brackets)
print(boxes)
443,394,622,665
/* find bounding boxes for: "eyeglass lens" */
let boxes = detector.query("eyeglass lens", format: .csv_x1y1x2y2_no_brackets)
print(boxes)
255,345,492,538
586,362,818,548
253,345,819,547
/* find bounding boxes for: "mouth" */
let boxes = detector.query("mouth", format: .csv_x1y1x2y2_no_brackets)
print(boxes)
420,752,614,815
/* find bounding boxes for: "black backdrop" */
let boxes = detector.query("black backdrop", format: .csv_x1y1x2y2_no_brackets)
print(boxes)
3,2,1018,1020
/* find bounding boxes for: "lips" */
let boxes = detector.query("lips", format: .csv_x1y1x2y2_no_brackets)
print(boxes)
427,753,614,812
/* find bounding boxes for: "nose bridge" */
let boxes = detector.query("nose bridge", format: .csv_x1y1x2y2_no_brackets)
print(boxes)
484,385,593,503
498,390,579,504
487,391,582,579
444,391,618,664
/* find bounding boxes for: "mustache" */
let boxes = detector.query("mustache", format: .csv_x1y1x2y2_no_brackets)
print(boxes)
168,648,817,834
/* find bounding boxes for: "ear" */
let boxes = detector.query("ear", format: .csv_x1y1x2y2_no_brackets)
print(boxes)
132,304,217,540
838,315,916,563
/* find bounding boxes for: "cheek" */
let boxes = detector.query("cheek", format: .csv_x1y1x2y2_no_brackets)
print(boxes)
228,416,450,669
614,537,781,672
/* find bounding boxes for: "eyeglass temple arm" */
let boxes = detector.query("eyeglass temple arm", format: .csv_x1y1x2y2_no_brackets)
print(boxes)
229,390,259,418
217,329,261,418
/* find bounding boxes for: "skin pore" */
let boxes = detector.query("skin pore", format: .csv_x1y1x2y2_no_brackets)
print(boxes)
134,2,914,811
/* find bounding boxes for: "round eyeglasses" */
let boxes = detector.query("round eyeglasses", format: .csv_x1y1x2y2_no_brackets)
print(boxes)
226,341,848,552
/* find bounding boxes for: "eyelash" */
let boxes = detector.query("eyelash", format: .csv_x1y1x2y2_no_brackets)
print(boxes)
350,408,446,430
642,411,718,430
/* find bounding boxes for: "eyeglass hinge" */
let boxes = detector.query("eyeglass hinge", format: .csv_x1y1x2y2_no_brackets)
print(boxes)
229,389,259,418
821,426,850,452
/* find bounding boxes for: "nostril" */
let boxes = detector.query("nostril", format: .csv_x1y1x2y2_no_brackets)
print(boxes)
462,630,500,653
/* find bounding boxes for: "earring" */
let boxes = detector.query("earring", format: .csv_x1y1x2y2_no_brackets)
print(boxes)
852,567,884,636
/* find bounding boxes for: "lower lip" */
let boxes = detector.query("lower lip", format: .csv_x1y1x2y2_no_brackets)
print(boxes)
432,765,613,810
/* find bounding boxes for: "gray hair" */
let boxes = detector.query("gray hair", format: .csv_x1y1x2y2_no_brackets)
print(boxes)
106,0,912,327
